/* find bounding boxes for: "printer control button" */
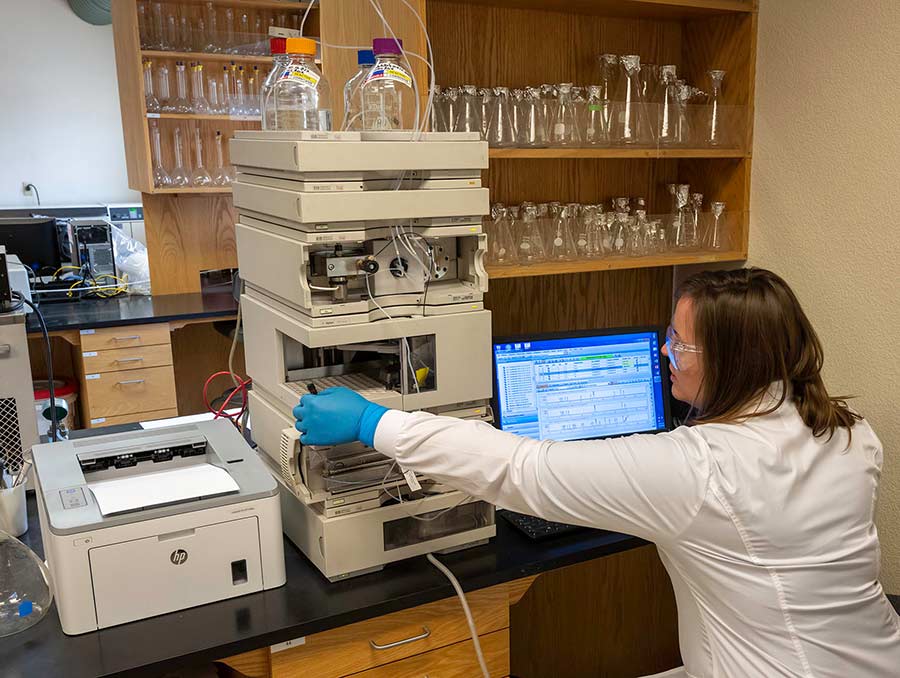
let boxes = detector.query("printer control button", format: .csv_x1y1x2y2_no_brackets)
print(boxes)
73,536,93,547
60,487,87,509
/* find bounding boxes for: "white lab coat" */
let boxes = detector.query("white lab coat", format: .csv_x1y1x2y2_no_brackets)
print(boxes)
372,395,900,678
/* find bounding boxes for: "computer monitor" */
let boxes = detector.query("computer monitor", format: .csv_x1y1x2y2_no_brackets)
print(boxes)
0,218,62,273
492,327,671,442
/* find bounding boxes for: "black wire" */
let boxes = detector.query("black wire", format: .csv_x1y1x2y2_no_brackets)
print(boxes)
24,183,41,206
12,292,58,441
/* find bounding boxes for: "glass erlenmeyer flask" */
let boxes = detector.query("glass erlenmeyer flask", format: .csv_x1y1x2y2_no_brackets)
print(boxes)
655,65,682,146
485,87,517,148
170,61,192,113
170,126,191,187
550,83,581,147
584,85,609,146
676,80,695,146
706,69,727,146
478,88,493,139
455,85,484,137
190,64,211,115
0,531,53,638
143,60,160,113
629,209,650,256
212,130,232,186
190,125,212,186
444,87,459,134
610,205,630,256
488,207,518,266
149,120,172,188
518,203,546,263
511,89,525,144
429,85,449,132
548,205,578,261
708,201,726,249
640,63,659,100
612,55,653,146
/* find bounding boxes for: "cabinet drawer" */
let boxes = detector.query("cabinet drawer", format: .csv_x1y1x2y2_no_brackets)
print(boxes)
83,366,177,418
348,629,509,678
80,323,171,351
270,584,509,678
86,408,179,429
81,344,173,374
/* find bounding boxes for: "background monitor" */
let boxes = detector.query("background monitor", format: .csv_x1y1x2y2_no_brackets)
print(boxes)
0,218,62,273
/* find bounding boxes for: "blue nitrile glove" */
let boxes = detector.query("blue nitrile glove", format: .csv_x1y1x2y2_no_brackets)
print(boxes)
293,387,388,447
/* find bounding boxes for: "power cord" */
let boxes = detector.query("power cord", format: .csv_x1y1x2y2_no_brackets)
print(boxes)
427,553,490,678
12,292,58,441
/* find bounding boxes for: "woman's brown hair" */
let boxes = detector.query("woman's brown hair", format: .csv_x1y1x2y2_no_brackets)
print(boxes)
676,267,860,438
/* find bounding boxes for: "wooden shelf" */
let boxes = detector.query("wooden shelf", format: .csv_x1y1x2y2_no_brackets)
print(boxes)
445,0,756,18
150,187,233,194
141,49,274,65
148,113,261,121
489,148,750,160
487,250,746,279
172,0,314,10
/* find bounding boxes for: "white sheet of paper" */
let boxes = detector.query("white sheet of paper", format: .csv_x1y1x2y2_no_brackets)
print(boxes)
140,409,242,430
88,464,240,516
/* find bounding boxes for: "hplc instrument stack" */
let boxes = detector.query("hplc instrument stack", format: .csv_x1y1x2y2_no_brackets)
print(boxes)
230,130,496,581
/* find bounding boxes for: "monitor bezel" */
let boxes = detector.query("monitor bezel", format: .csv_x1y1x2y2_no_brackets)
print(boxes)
491,326,674,440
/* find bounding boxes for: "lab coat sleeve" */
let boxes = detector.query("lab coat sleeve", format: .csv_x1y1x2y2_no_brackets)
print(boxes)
374,409,711,542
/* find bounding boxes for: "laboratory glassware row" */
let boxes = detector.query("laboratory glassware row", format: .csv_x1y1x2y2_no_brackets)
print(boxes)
143,59,261,118
150,120,235,189
431,56,733,148
137,1,307,56
485,189,729,267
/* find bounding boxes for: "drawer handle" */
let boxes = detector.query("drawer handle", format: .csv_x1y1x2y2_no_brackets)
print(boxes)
115,357,144,364
117,379,146,386
369,626,431,651
113,335,141,341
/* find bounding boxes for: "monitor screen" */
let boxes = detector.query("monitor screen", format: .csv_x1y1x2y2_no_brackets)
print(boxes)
0,218,61,272
493,329,669,441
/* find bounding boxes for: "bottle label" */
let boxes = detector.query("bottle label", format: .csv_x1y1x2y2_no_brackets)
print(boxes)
278,65,321,86
365,62,412,87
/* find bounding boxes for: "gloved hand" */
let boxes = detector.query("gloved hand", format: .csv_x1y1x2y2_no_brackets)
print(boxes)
293,387,389,447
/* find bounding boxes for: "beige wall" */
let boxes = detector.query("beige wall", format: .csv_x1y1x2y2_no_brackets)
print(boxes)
750,0,900,591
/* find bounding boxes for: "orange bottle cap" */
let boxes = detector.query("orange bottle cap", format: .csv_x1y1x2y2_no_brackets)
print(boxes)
285,37,317,56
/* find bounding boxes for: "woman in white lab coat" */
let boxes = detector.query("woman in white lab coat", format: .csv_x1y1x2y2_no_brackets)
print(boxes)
294,267,900,678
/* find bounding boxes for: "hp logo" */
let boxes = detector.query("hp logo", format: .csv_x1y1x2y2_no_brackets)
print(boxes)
170,549,189,565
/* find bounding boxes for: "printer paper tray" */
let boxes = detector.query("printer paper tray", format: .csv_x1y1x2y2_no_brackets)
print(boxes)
88,464,240,516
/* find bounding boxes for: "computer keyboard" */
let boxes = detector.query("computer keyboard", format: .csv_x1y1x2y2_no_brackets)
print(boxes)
500,510,585,541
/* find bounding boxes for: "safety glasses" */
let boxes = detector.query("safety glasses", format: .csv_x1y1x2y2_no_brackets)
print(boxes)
665,325,702,371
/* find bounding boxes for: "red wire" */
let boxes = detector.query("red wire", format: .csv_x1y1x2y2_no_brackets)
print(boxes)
203,371,252,427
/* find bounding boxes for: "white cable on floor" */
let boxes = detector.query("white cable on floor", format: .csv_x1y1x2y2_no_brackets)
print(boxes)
427,553,490,678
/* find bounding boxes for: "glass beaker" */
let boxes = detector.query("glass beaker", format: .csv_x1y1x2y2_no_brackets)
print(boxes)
170,126,191,187
654,65,682,146
455,85,484,137
517,87,548,147
518,203,546,264
485,87,517,148
612,55,653,146
143,60,161,113
212,130,232,186
272,37,332,131
584,85,609,146
597,55,618,141
149,120,172,188
550,83,582,147
706,70,727,146
548,205,578,261
708,201,726,249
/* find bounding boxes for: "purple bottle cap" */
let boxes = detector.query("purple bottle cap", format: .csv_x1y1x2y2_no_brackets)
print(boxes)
372,38,403,56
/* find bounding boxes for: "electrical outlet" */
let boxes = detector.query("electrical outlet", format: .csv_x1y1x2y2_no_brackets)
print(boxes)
21,182,33,196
